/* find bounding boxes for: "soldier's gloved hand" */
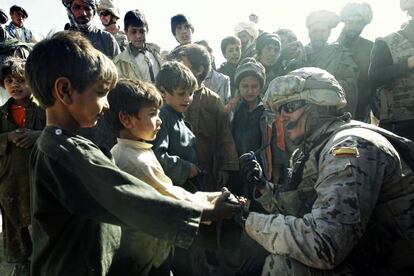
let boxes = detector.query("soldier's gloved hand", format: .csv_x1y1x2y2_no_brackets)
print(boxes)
239,151,267,189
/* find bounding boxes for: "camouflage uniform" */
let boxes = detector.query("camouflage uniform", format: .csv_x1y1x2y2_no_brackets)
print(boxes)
244,67,414,275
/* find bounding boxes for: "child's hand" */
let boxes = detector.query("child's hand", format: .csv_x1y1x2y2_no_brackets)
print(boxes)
189,163,199,178
12,129,41,148
7,129,25,142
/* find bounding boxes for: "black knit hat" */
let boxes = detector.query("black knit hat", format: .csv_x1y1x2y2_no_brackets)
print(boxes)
234,57,266,89
255,32,281,55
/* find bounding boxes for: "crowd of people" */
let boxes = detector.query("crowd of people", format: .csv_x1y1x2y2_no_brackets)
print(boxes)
0,0,414,275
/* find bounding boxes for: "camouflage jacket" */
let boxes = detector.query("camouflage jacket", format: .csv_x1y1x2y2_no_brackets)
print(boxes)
245,119,414,272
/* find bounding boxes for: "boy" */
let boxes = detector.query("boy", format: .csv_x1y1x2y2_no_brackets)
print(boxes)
152,61,200,191
114,9,162,83
170,14,193,47
0,57,45,276
106,78,223,275
218,36,241,97
25,31,239,276
167,44,239,192
232,58,284,195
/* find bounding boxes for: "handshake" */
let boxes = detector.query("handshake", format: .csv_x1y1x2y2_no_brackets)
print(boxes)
239,151,268,189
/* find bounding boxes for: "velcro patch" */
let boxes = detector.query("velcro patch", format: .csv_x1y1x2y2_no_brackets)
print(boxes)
331,146,359,158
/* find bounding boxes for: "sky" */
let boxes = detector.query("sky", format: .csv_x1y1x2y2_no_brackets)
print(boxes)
1,0,408,64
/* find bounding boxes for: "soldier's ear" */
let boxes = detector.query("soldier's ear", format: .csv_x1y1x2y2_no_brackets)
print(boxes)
54,77,74,106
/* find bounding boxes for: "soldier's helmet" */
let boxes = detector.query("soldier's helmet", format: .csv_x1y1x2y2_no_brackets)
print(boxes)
263,67,347,112
401,0,414,11
97,0,121,19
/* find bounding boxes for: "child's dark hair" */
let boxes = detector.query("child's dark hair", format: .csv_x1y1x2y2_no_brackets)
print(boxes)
25,31,118,108
220,36,241,56
124,9,148,31
156,61,197,95
106,79,163,134
167,44,211,83
170,14,194,36
0,56,26,88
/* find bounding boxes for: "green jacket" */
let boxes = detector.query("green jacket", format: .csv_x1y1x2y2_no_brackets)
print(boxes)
0,97,45,228
30,126,202,276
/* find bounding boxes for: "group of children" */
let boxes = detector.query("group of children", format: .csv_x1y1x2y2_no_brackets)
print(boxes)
0,25,285,275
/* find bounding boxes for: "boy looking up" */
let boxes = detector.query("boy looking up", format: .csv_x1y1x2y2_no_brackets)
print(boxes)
25,31,239,276
106,79,223,275
0,57,45,275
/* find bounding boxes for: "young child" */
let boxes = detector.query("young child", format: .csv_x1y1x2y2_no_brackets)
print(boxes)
106,78,222,275
170,14,194,47
114,9,162,83
24,31,239,276
167,44,239,192
231,57,284,198
152,61,201,190
218,35,242,97
0,56,45,275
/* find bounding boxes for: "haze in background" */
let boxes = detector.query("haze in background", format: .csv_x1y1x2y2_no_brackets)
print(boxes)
1,0,407,64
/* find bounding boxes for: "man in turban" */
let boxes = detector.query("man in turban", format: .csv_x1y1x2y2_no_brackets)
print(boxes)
338,2,374,122
304,10,359,118
369,0,414,141
234,21,259,61
61,0,120,58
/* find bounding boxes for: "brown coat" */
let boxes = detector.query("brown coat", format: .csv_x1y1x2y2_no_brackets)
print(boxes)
184,85,239,191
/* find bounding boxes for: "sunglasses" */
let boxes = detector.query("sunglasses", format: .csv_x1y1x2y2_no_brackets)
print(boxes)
279,100,307,113
99,11,112,17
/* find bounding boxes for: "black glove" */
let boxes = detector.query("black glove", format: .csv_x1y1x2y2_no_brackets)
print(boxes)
239,151,267,189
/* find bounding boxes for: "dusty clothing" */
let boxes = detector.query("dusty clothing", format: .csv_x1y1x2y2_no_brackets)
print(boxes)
304,44,359,116
184,85,239,191
30,126,202,276
338,34,373,122
232,100,283,183
114,43,162,83
245,120,414,275
5,23,32,43
218,62,238,97
110,139,216,275
0,97,45,262
69,25,120,58
110,28,127,52
369,22,414,139
153,105,197,187
203,69,231,105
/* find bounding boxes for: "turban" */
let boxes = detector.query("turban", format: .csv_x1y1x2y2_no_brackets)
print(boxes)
234,22,259,41
340,2,373,25
306,10,339,29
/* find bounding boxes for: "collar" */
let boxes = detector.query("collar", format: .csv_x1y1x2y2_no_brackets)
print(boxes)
163,104,184,118
116,138,153,150
129,43,147,57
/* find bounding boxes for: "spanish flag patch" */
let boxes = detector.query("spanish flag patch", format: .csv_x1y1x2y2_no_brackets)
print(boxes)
331,146,359,158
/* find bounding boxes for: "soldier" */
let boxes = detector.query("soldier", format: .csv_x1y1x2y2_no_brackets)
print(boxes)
304,10,359,117
97,0,128,51
338,2,373,122
369,0,414,140
240,67,414,275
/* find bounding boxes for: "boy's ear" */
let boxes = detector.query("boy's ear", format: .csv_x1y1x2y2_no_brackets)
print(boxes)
118,111,133,129
193,65,205,79
158,86,167,98
54,77,74,106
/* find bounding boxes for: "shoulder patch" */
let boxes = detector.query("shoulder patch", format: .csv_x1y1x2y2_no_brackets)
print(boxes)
331,146,359,158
